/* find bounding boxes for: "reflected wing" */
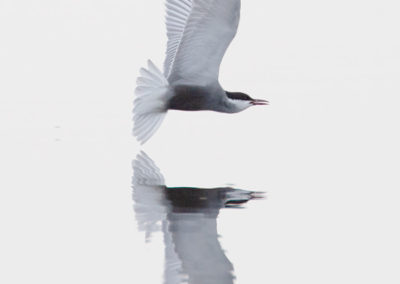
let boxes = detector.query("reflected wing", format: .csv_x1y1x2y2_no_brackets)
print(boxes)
165,0,241,85
166,212,235,283
163,221,185,284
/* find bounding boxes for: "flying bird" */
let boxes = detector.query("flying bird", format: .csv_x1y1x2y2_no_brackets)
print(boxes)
133,0,268,143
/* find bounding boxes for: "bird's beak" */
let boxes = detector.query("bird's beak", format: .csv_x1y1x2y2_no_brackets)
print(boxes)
251,99,269,106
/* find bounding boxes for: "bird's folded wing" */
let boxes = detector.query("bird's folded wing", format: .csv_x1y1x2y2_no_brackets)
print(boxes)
164,0,241,85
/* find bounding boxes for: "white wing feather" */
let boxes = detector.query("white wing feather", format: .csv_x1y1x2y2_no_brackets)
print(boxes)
165,0,241,85
164,0,193,77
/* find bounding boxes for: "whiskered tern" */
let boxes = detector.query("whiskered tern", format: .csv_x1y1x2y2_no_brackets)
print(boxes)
133,0,268,143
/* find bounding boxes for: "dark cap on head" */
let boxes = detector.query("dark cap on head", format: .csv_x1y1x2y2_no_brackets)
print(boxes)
225,91,252,101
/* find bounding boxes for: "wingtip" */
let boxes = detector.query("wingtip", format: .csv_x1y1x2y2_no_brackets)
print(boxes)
147,59,157,70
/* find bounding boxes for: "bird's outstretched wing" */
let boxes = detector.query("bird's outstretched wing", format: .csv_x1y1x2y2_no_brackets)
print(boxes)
164,0,241,85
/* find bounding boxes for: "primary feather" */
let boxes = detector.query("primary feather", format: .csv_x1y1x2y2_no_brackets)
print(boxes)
164,0,193,77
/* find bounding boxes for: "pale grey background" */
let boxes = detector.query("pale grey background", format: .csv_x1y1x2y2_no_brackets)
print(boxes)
1,0,399,283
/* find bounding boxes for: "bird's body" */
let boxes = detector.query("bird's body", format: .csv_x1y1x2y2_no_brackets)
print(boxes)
168,84,221,112
168,84,247,113
133,0,268,143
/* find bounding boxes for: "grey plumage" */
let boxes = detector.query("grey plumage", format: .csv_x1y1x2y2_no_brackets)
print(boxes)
133,0,268,144
168,84,241,113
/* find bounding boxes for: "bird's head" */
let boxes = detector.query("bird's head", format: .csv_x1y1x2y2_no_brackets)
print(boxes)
225,91,268,112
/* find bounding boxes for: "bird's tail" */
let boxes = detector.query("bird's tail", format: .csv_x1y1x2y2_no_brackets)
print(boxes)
133,60,169,144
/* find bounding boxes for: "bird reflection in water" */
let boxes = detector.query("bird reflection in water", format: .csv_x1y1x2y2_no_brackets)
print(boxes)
132,151,264,284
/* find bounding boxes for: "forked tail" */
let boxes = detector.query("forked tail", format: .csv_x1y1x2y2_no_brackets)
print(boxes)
133,60,169,144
